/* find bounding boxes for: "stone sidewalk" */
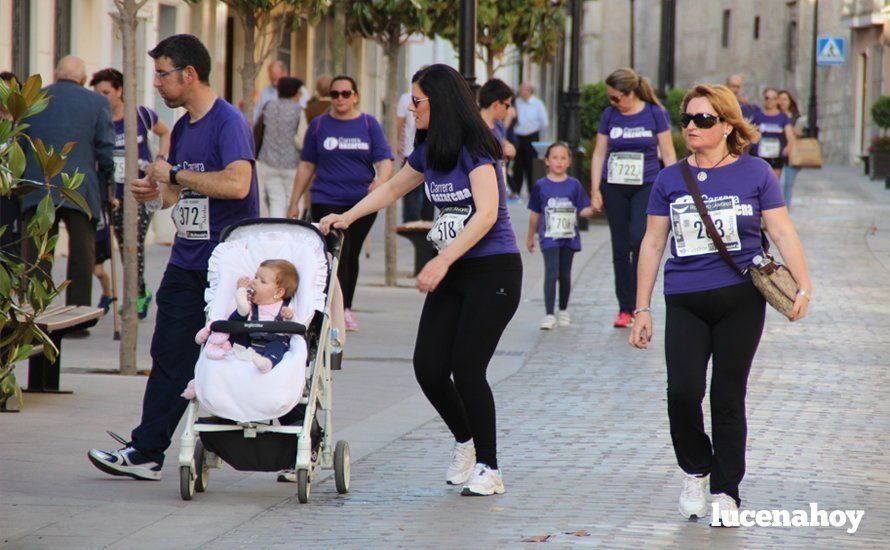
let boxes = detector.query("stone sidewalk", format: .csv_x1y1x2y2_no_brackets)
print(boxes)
2,165,889,548
213,166,890,548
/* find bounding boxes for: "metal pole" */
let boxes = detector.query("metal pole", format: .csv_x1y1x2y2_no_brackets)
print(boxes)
565,0,582,149
459,0,477,90
657,0,676,98
629,0,635,68
806,0,819,138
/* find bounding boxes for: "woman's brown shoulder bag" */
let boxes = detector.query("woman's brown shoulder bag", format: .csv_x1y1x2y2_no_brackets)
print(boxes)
679,160,799,319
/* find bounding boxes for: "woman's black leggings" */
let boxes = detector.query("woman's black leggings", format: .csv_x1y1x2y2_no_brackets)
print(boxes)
311,203,377,309
602,182,652,313
665,281,766,506
413,254,522,469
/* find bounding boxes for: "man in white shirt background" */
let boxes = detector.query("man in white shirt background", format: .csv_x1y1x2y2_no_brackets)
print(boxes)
253,61,310,123
512,82,549,198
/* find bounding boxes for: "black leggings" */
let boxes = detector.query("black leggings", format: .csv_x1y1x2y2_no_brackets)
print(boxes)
542,246,575,315
413,254,522,469
602,182,652,313
311,203,377,309
665,281,766,506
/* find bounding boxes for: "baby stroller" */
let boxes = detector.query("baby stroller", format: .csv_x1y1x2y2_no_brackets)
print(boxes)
177,218,347,504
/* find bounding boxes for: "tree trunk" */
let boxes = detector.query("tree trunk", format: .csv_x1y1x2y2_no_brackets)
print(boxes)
484,46,495,80
116,0,146,376
383,33,401,287
239,11,259,120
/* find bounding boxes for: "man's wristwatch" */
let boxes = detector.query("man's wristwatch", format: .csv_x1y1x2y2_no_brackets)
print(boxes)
169,164,182,185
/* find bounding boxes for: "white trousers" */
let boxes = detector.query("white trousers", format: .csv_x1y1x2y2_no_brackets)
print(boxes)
256,162,296,219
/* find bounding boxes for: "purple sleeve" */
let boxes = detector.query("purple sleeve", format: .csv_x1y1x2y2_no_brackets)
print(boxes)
218,111,256,166
759,164,786,210
646,171,671,216
654,104,670,133
407,144,425,172
462,148,497,173
300,117,320,163
527,181,542,213
145,107,159,127
574,179,591,209
597,106,613,136
367,116,394,163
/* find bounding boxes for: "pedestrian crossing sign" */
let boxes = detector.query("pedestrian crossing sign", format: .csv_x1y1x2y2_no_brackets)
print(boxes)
817,37,846,66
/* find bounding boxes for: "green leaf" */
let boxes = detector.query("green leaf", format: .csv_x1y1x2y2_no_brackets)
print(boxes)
0,264,11,297
6,92,27,122
33,192,56,235
24,98,50,119
58,187,91,215
8,141,25,179
12,344,33,364
21,74,42,104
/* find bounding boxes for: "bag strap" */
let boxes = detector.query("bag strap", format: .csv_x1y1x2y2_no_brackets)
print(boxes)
678,160,746,277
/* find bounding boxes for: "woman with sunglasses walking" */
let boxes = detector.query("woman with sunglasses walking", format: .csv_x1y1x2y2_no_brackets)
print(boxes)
287,75,393,331
631,84,811,525
318,64,520,496
751,88,795,182
590,68,677,328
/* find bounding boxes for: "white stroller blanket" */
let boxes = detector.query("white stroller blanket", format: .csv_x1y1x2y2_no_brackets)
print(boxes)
195,227,328,422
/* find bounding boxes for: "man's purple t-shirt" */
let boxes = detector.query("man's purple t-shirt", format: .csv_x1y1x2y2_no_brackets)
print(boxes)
647,155,786,295
408,142,519,259
527,176,590,251
300,113,393,206
751,111,791,159
113,105,158,199
598,103,669,184
167,98,259,271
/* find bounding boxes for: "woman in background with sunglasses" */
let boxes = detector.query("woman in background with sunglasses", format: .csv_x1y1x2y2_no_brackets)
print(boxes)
590,68,677,328
751,88,795,182
631,84,811,525
287,74,393,331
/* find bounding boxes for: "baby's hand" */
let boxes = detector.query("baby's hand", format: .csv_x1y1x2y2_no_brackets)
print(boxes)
281,306,294,320
237,276,250,288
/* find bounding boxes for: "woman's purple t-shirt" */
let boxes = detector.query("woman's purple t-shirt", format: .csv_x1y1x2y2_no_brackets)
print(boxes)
598,103,669,184
113,106,158,199
527,176,590,251
167,98,259,271
751,111,791,159
300,113,393,207
408,142,519,259
647,155,786,295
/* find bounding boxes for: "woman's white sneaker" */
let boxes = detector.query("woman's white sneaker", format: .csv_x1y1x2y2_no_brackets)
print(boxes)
445,439,476,485
557,310,571,327
679,473,709,519
711,493,740,527
540,315,557,330
460,463,505,496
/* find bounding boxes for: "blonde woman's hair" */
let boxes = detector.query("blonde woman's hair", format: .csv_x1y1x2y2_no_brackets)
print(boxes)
605,68,662,108
681,84,760,156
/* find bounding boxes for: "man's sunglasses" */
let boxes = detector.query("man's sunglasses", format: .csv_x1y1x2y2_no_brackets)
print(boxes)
680,112,722,129
329,90,354,99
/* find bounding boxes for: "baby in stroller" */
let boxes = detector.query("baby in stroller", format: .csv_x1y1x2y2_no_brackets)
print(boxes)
182,259,300,400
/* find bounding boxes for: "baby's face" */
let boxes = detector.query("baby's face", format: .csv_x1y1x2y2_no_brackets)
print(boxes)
249,266,285,305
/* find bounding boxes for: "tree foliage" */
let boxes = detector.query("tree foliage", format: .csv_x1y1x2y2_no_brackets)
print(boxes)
0,75,85,409
871,95,890,132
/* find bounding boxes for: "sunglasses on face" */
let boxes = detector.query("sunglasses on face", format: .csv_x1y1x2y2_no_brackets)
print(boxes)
411,95,430,108
608,93,625,103
680,112,722,129
764,95,778,100
329,90,354,99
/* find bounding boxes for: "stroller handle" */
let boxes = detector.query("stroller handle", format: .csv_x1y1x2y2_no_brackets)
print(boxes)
210,320,307,335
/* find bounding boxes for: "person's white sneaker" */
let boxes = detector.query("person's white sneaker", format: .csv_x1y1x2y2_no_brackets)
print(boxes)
540,315,557,330
679,473,709,519
461,463,505,496
445,439,476,485
711,493,740,528
557,310,571,327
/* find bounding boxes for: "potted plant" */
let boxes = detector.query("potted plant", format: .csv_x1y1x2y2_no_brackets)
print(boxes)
869,95,890,180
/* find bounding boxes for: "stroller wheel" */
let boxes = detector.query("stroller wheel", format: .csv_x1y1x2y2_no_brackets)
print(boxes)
334,440,350,494
297,469,311,504
195,439,209,493
179,465,194,501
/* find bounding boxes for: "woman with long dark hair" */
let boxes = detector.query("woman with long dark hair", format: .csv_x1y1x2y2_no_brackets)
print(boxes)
287,75,393,331
777,90,804,205
318,64,521,496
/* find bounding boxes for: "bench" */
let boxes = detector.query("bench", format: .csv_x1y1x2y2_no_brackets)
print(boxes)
22,305,104,393
395,221,437,276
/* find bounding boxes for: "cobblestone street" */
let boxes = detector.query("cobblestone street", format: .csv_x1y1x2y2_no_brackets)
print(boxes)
214,167,890,548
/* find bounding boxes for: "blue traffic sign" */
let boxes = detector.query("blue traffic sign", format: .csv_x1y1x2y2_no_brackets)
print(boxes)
817,37,846,66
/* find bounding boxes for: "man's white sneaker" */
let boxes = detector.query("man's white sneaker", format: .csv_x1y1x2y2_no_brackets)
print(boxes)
711,493,740,528
679,473,709,519
87,446,162,481
445,439,476,485
557,310,571,327
540,315,557,330
461,463,505,496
